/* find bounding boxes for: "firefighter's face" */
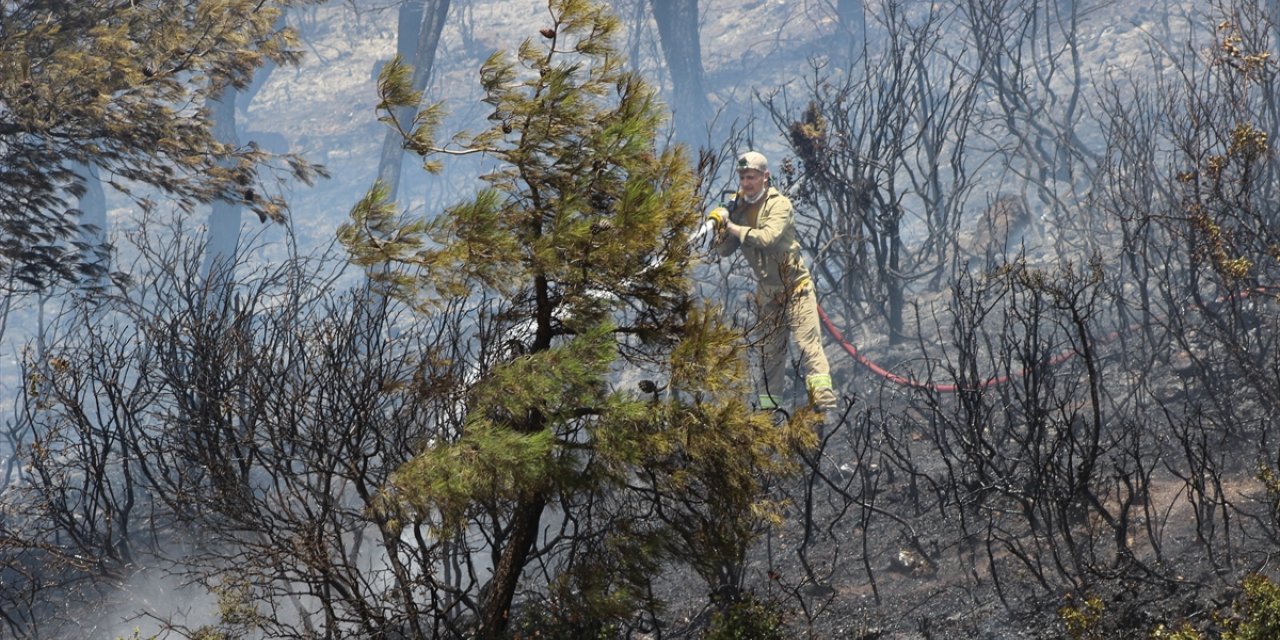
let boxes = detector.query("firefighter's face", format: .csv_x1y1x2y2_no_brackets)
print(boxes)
738,169,766,199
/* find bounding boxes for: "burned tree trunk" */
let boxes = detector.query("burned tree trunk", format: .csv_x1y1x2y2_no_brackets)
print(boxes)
71,162,108,291
202,86,242,291
649,0,709,146
377,0,451,200
837,0,865,59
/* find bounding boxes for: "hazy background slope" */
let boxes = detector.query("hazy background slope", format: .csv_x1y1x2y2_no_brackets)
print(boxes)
8,1,1280,638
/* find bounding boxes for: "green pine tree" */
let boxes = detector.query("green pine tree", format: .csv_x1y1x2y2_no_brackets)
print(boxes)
0,0,323,293
340,0,816,636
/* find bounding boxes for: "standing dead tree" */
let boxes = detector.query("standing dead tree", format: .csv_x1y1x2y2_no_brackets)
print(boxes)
764,0,983,343
959,0,1103,257
648,0,711,147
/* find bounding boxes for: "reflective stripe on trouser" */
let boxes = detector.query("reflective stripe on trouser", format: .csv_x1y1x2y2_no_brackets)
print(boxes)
757,394,781,410
806,374,837,410
757,284,832,408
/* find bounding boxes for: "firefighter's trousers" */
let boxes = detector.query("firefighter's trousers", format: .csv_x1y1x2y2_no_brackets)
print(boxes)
755,284,836,411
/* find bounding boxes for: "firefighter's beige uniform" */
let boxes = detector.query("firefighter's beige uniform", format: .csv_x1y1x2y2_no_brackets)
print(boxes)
713,152,836,411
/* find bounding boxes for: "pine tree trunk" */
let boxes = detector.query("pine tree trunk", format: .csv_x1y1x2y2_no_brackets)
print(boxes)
476,494,547,640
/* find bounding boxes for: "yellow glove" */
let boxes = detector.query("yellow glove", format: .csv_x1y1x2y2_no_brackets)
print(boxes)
708,206,729,228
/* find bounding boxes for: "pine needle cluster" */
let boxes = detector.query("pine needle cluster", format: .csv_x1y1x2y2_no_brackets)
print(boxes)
0,0,323,292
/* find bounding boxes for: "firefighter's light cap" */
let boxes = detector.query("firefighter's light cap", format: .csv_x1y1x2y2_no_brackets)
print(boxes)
737,151,768,173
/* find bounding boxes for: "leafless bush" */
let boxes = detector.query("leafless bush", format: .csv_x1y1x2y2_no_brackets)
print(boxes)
0,220,490,638
757,2,1280,635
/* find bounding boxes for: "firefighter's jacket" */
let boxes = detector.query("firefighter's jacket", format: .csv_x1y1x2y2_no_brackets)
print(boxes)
713,186,812,294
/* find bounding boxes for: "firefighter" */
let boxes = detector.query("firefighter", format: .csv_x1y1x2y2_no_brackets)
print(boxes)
711,150,837,413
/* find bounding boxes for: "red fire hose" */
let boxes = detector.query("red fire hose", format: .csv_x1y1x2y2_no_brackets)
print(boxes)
814,287,1274,394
